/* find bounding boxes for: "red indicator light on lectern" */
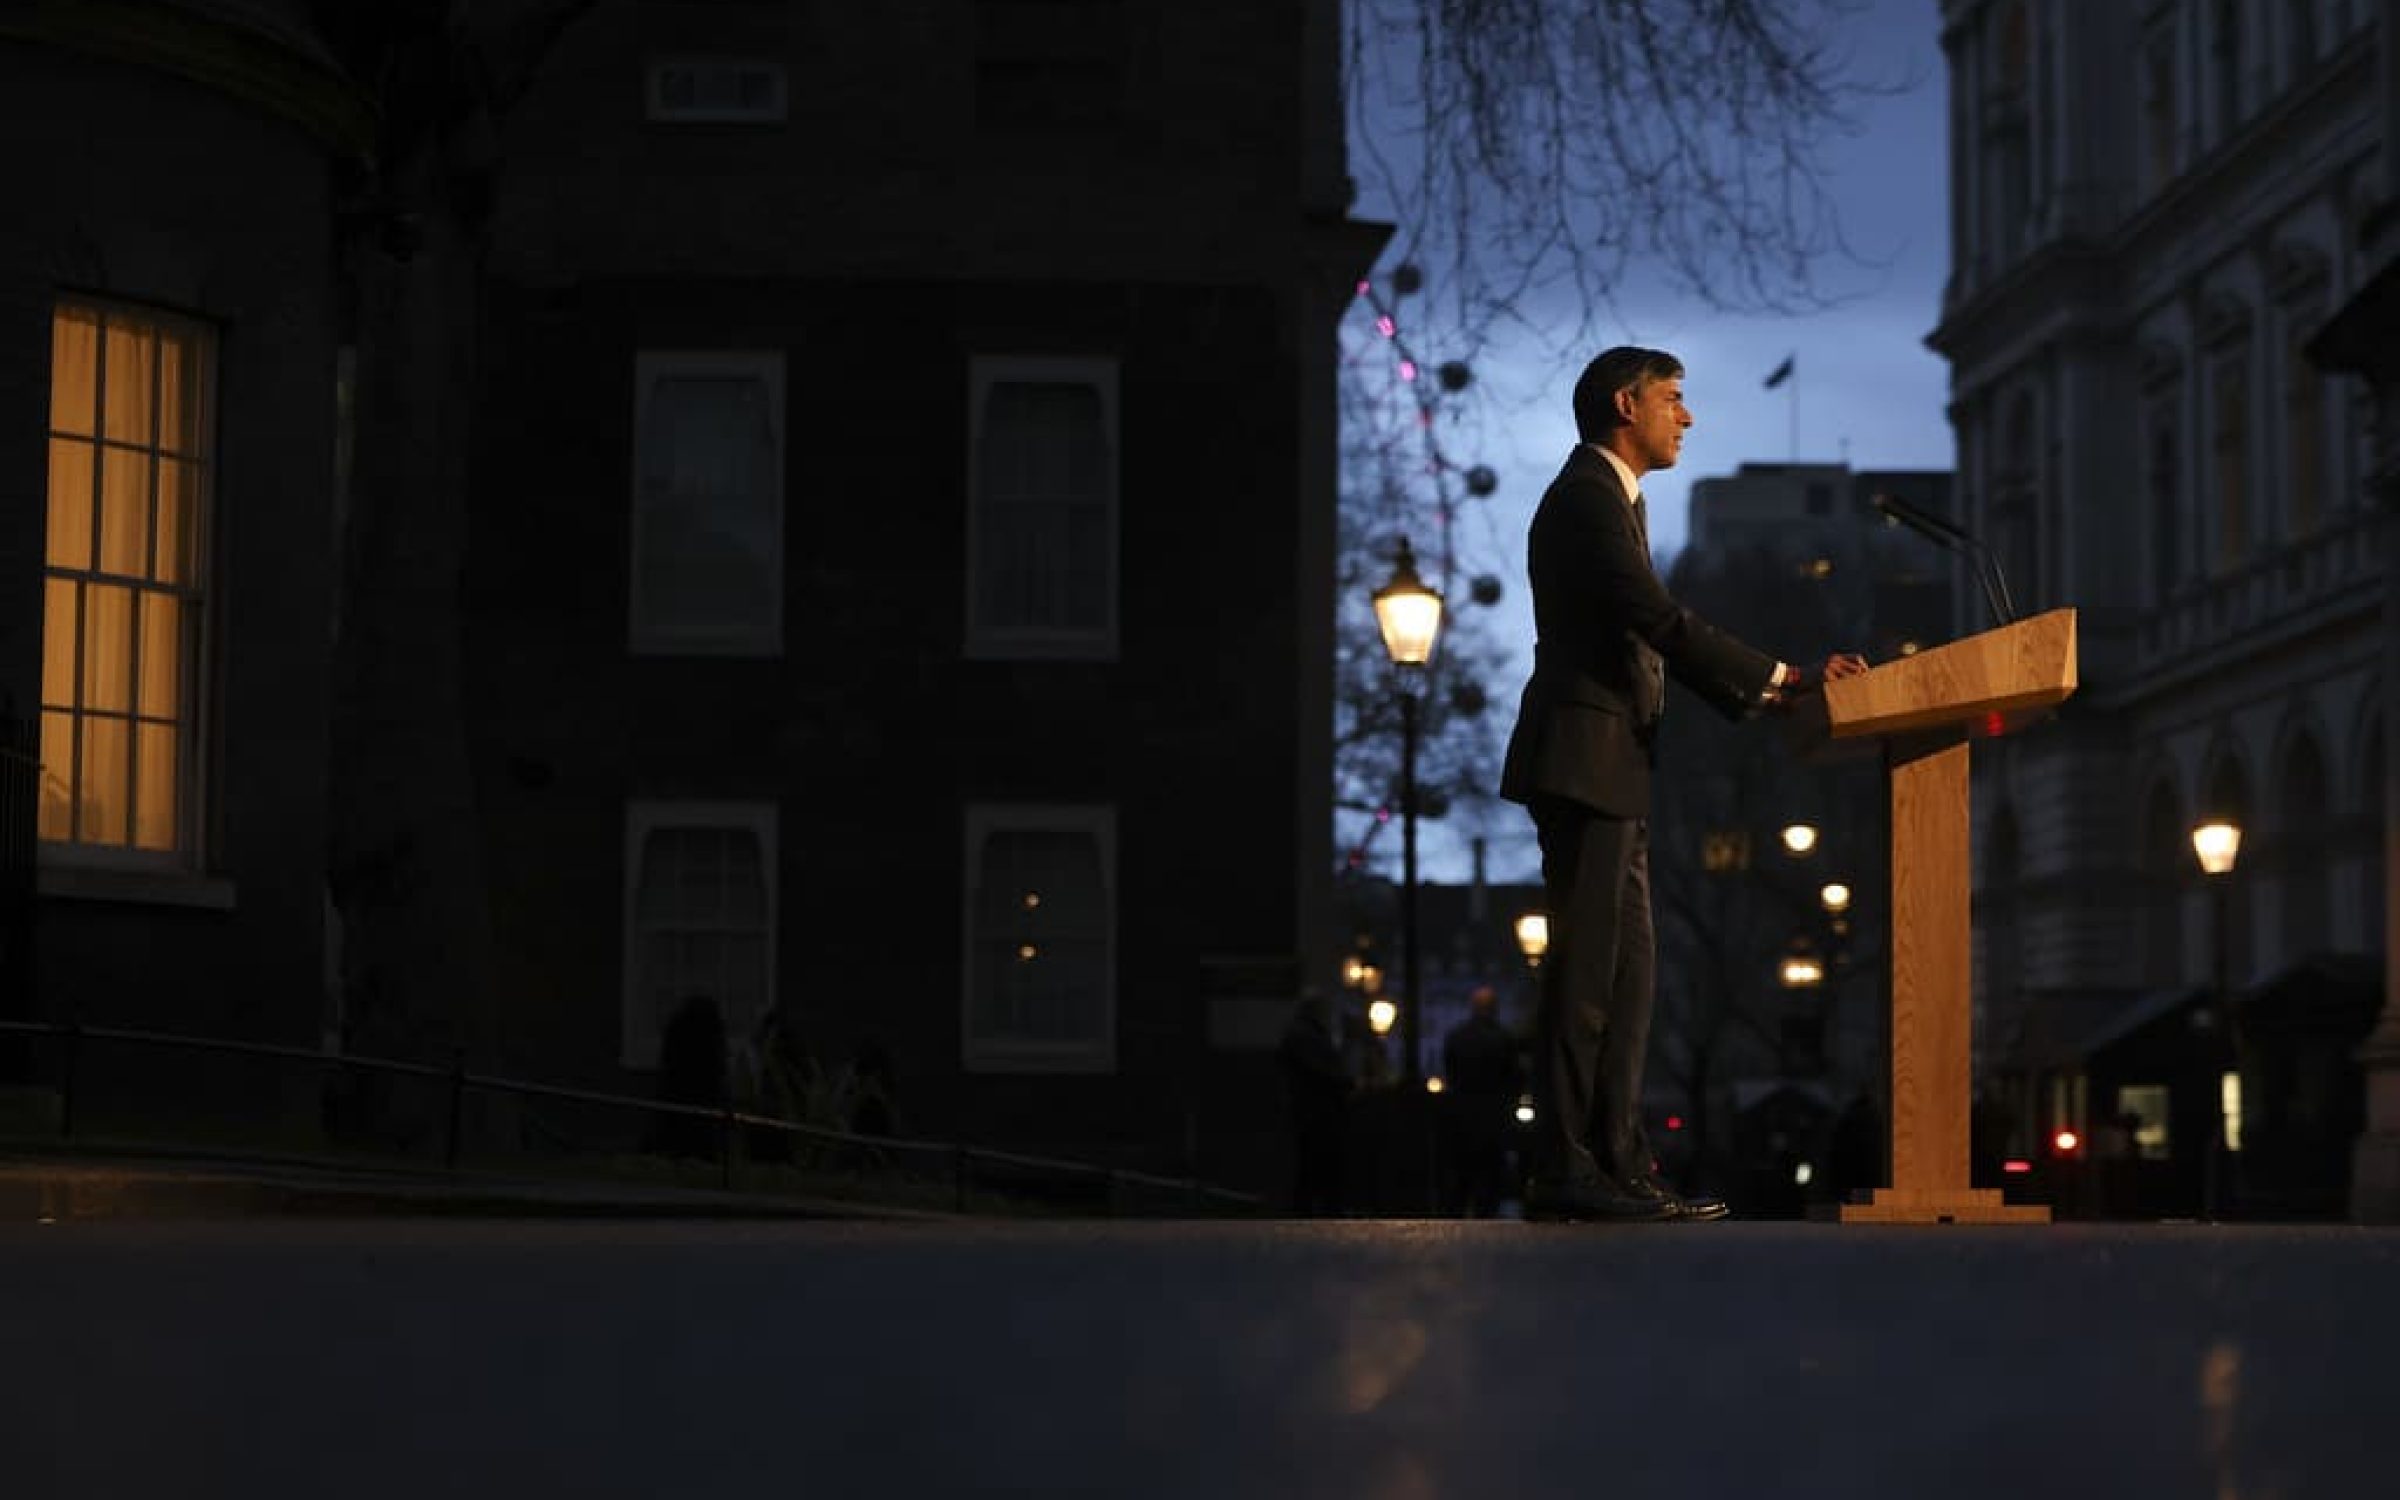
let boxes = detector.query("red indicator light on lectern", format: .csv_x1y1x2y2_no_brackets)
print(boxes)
1983,711,2006,738
2002,1159,2032,1175
1665,1114,1685,1132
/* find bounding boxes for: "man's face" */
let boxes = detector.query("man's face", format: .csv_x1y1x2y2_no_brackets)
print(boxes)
1615,374,1692,475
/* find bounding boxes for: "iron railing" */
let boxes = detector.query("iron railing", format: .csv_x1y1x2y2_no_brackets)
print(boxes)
0,1017,1262,1217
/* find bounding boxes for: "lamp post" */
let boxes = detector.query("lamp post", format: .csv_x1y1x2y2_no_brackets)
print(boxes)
1373,538,1443,1083
2192,819,2243,1219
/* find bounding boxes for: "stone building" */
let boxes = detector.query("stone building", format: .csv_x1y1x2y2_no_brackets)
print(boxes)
1934,0,2389,1215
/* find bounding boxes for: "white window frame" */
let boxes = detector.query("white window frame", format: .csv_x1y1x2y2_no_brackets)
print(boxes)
629,351,785,657
644,57,789,124
961,803,1116,1073
964,355,1120,661
38,297,215,876
621,800,779,1071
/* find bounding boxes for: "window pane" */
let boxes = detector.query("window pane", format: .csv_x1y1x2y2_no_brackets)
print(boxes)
46,438,93,572
98,447,149,577
977,380,1107,634
37,710,73,841
972,826,1105,1044
50,307,99,437
135,721,177,851
79,713,129,845
42,579,76,709
101,319,154,446
158,330,206,456
139,592,181,719
82,584,133,713
636,375,777,637
156,459,200,584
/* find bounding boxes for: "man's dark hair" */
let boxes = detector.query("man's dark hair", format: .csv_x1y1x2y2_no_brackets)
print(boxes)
1573,346,1684,441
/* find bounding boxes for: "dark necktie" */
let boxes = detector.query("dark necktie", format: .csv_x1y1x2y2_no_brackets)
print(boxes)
1633,493,1651,559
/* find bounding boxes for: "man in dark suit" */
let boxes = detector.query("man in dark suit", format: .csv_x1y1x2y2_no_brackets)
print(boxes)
1500,346,1864,1222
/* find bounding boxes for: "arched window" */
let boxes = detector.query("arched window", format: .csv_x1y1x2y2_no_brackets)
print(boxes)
2211,352,2250,573
2143,23,2180,191
2286,322,2325,538
2287,0,2319,81
2275,730,2331,960
1988,2,2035,255
2148,410,2182,603
2213,0,2244,137
1997,395,2039,609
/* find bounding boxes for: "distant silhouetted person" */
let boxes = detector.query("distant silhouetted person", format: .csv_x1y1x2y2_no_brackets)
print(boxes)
743,1008,811,1163
650,993,726,1159
847,1038,897,1139
1441,984,1524,1216
1280,988,1351,1215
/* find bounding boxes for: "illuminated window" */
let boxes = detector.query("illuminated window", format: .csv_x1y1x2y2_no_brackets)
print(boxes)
2115,1083,2173,1160
964,804,1113,1070
630,352,783,655
966,356,1118,659
40,301,212,860
622,803,775,1068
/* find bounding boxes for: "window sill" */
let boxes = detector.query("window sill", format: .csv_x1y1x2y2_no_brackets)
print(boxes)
38,864,237,910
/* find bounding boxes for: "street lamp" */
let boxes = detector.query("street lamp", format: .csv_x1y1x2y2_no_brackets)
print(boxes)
2192,818,2243,1218
1819,882,1852,914
1781,822,1820,856
1373,537,1444,1082
1513,911,1550,968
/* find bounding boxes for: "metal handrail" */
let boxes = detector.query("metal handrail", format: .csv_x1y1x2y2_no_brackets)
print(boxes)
0,1017,1263,1213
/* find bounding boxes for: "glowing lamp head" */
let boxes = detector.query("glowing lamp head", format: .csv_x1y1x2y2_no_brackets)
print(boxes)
1781,823,1819,856
2052,1128,2081,1155
1779,952,1825,989
2191,820,2242,876
1425,1076,1445,1095
1819,882,1852,914
1372,538,1445,668
1514,1098,1535,1125
1513,911,1550,964
1366,997,1398,1036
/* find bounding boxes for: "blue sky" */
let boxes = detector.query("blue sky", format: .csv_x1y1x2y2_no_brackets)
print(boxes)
1348,0,1955,882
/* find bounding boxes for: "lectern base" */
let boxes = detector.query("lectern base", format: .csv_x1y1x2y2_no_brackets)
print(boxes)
1833,1188,2051,1225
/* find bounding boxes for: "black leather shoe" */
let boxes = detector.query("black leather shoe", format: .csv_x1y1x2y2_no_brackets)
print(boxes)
1523,1177,1677,1223
1623,1174,1730,1221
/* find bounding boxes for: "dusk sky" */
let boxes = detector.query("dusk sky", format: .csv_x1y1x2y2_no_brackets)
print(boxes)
1350,0,1954,882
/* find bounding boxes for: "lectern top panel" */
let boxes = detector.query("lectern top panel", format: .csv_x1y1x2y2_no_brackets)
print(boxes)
1822,608,2079,741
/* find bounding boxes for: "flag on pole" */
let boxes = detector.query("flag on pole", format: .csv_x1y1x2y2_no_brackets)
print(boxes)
1763,355,1795,390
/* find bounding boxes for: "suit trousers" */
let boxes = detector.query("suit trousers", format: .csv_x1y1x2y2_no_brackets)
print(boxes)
1528,798,1655,1189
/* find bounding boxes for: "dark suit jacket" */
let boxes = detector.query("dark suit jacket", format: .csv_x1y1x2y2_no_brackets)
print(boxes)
1499,445,1777,818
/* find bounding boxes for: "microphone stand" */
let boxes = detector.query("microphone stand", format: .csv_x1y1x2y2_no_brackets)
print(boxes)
1872,492,2019,628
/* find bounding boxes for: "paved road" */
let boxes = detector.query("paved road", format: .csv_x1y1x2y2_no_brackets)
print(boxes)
7,1218,2396,1499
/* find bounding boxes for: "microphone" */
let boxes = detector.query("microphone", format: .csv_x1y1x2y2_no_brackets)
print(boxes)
1871,491,2018,627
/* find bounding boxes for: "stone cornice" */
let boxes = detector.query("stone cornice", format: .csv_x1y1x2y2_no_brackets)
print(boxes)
0,0,373,158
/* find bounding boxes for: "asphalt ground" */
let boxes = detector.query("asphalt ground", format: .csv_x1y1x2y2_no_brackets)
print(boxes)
7,1213,2395,1500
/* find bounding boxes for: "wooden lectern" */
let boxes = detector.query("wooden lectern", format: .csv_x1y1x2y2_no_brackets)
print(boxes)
1819,607,2079,1225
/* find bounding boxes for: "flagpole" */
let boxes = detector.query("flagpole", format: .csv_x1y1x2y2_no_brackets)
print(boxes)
1789,364,1798,461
